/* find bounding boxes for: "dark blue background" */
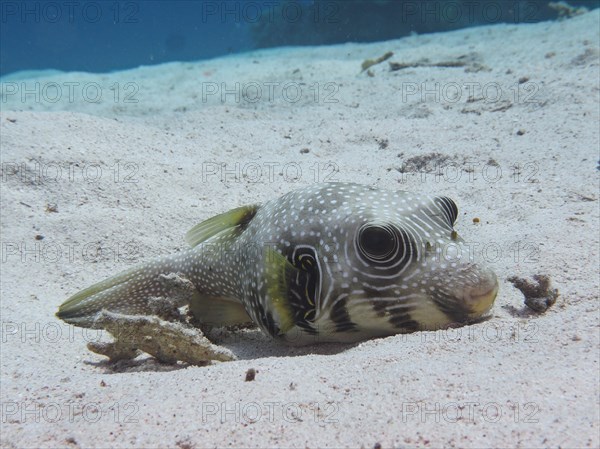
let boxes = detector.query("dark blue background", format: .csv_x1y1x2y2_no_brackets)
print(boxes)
0,1,255,76
1,0,597,77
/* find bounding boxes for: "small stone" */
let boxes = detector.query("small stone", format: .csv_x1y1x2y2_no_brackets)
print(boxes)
46,203,58,213
245,368,257,381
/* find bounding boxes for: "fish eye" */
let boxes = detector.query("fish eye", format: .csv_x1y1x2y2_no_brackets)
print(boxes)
355,223,417,274
358,225,397,261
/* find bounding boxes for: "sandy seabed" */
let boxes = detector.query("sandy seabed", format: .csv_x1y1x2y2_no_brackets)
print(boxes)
1,10,599,449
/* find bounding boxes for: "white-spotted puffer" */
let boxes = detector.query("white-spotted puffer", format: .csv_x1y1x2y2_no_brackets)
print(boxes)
57,183,499,345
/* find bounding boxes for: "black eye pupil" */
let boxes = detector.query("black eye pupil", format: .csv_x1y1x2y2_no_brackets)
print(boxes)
360,226,394,257
356,224,415,271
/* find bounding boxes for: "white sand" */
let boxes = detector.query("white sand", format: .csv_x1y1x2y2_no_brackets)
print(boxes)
1,11,599,448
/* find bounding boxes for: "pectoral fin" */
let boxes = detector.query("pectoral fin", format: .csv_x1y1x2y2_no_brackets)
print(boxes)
264,247,299,334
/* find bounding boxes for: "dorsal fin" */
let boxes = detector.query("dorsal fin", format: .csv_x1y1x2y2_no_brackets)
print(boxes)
185,204,259,247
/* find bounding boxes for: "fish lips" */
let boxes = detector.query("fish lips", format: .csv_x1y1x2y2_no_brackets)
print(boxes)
432,265,499,324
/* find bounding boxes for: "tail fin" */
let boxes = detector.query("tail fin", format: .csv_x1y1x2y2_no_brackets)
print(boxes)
57,256,183,328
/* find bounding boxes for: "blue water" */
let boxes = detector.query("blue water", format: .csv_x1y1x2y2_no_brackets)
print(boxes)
0,0,597,78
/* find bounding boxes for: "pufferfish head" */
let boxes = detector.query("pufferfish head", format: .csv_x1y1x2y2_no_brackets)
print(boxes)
306,189,499,341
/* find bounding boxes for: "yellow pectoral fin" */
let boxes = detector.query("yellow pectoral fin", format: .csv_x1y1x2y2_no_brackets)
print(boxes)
264,247,297,334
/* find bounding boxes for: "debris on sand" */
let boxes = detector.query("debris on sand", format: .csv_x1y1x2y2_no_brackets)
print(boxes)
548,1,589,19
508,274,559,313
361,51,393,72
87,310,237,365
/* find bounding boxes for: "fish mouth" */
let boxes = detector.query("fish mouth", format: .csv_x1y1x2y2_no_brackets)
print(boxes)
464,278,499,317
428,266,499,326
